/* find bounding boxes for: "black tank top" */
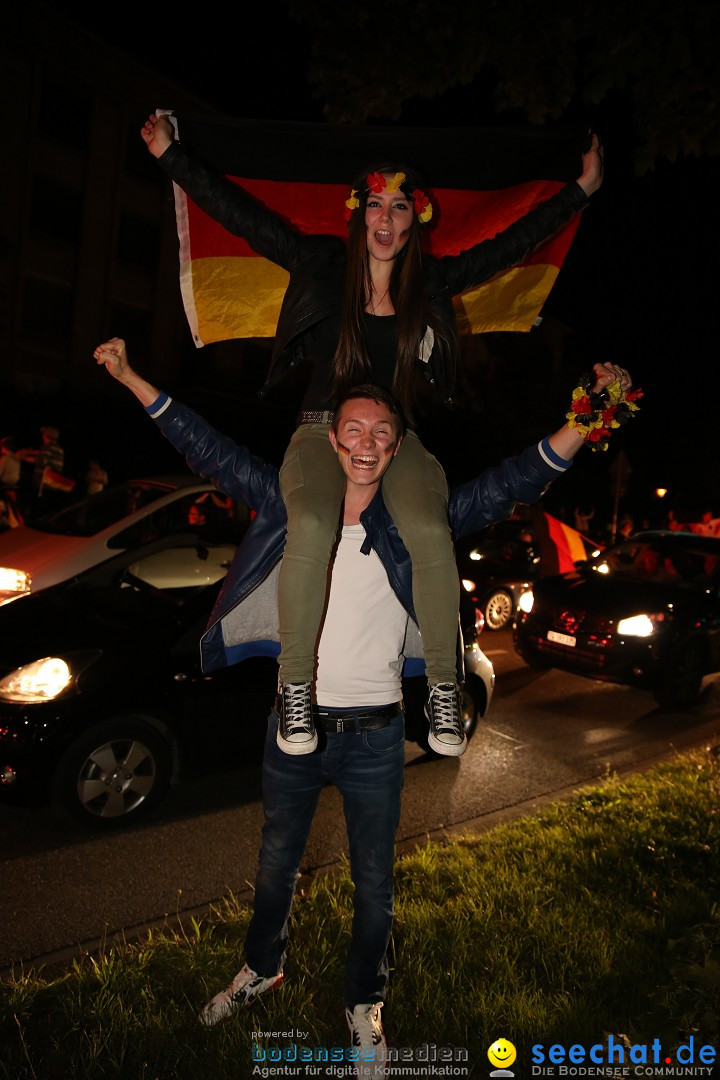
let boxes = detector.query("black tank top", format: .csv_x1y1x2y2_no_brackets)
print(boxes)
300,313,398,412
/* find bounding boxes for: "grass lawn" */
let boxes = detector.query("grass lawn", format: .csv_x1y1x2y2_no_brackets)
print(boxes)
2,745,719,1080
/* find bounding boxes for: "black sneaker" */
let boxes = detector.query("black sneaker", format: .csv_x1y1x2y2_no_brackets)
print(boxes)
276,681,317,755
198,964,283,1027
425,682,467,756
346,1002,388,1077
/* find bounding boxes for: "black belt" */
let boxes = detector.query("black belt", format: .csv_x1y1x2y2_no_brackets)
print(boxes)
298,410,334,425
313,702,402,733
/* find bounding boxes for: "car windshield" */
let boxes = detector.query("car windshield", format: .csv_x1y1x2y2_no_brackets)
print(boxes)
462,520,537,565
27,482,178,538
591,539,720,587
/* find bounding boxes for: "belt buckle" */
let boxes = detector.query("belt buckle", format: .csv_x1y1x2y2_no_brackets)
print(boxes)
337,718,345,733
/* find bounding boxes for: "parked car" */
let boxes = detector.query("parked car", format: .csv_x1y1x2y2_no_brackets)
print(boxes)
0,527,494,828
455,518,540,631
513,530,720,710
457,515,603,631
0,476,245,605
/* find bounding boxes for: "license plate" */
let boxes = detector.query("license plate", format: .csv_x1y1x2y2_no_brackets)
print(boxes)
547,630,576,647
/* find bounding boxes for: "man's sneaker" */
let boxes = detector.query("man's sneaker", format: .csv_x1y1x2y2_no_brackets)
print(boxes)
346,1002,388,1077
425,682,467,757
199,963,283,1027
276,681,317,755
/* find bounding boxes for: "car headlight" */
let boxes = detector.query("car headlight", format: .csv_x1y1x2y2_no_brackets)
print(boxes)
0,566,32,605
0,652,100,703
616,614,661,637
518,590,534,614
462,578,476,592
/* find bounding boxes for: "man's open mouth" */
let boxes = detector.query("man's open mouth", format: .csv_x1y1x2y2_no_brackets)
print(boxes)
351,455,379,469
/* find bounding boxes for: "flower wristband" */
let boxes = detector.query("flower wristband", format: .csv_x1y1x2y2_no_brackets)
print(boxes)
567,375,643,452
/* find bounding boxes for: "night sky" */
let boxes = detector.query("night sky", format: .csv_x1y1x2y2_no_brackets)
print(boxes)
39,2,720,523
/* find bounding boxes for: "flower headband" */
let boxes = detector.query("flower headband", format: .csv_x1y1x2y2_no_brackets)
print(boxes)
344,171,433,224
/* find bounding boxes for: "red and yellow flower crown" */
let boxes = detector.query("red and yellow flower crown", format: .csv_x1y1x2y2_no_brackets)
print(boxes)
344,170,433,224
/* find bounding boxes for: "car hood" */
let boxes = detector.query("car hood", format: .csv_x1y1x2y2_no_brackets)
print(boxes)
0,577,186,676
0,527,95,581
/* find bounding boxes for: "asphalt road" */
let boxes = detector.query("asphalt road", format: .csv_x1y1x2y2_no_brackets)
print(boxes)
3,629,719,975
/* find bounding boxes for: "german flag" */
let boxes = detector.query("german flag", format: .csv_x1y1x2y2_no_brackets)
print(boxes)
39,467,76,494
165,111,590,347
531,510,593,577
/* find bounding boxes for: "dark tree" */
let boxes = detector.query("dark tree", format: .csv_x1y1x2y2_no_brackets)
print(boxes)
289,0,720,173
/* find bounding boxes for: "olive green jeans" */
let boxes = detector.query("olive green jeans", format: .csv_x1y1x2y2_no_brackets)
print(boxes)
277,423,459,686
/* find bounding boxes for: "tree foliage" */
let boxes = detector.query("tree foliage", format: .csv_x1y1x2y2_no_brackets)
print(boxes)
288,0,720,173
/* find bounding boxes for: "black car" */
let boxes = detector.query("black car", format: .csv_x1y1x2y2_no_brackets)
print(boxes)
0,527,493,829
457,515,603,632
455,518,540,631
514,531,720,709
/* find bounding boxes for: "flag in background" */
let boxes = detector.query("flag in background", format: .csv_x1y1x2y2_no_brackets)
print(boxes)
532,510,592,576
40,467,76,494
165,112,589,348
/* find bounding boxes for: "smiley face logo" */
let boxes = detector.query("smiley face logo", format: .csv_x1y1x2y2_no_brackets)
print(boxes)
488,1038,517,1070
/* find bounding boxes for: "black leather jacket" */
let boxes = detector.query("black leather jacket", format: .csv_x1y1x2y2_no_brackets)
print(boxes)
158,142,588,404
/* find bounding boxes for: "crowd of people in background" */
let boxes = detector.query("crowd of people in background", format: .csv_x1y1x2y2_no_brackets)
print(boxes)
0,423,109,530
564,501,720,548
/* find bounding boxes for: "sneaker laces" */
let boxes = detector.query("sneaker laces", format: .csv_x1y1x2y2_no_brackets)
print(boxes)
283,682,313,736
427,683,462,739
199,964,283,1026
346,1002,386,1052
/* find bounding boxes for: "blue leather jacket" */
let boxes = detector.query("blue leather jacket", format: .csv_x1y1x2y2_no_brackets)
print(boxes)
146,394,571,674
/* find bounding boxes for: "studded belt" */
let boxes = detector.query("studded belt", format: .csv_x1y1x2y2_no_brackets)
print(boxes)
313,702,402,733
298,410,334,425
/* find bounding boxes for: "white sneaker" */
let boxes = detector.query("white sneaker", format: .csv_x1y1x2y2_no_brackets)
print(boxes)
346,1002,388,1077
277,681,318,755
425,682,467,756
199,963,283,1027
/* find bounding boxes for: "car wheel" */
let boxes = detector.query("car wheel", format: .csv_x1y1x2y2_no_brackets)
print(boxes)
54,718,172,828
483,589,515,631
414,684,478,758
653,642,705,711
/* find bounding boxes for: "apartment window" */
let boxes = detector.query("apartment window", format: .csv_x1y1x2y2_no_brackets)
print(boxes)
37,69,92,149
109,303,151,356
21,278,74,345
29,176,84,244
116,212,159,271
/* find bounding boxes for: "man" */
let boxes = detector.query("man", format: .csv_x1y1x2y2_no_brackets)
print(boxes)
0,436,23,530
17,424,65,487
0,436,21,492
691,510,720,538
93,338,633,1071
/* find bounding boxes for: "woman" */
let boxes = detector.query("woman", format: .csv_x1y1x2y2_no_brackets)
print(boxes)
141,114,603,757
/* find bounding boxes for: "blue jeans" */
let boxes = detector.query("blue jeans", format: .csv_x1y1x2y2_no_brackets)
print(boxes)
245,709,405,1008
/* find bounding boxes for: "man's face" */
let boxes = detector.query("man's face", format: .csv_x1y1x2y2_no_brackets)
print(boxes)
329,398,402,490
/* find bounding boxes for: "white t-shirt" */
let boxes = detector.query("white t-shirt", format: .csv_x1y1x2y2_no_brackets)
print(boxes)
315,524,409,708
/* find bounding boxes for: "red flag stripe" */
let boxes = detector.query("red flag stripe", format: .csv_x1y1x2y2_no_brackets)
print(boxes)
183,177,574,263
